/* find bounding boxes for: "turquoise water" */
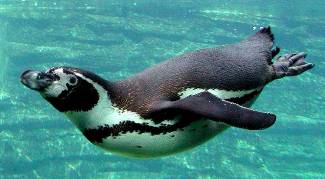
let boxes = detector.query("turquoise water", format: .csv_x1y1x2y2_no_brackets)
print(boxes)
0,0,324,178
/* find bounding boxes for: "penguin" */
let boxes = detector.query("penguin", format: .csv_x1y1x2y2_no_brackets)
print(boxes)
21,27,314,158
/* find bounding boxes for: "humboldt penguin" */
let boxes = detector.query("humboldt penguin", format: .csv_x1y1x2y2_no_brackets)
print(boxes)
21,27,314,158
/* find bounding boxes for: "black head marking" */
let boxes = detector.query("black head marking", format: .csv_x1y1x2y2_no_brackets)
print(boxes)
41,66,114,112
45,76,99,112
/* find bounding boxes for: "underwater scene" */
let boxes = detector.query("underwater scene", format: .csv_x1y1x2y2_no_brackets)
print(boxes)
0,0,324,178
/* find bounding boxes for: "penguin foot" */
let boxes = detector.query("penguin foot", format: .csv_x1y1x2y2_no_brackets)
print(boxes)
272,52,314,79
271,46,280,58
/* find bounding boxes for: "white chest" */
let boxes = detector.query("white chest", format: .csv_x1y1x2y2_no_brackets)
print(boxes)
66,104,228,158
65,85,262,158
97,119,228,158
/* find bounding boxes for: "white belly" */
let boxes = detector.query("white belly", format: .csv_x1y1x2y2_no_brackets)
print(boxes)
66,82,262,158
95,119,228,158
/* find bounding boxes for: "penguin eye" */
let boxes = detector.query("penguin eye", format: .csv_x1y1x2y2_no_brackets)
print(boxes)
69,77,78,85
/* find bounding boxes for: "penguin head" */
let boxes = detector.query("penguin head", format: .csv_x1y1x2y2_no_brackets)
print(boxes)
21,67,108,112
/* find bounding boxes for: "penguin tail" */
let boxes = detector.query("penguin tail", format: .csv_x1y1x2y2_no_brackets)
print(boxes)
246,26,275,49
257,26,274,42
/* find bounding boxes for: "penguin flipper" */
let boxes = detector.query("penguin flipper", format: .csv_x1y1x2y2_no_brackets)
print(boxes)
149,92,276,130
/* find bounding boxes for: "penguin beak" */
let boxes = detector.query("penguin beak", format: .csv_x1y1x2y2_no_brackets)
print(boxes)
20,70,55,91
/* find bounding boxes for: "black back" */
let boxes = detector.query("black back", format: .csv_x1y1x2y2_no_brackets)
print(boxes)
109,27,276,116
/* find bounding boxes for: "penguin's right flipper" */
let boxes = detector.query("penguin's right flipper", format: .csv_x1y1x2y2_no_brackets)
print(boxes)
149,92,276,130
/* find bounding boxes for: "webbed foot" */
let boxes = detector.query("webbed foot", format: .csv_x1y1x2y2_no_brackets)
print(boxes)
272,52,314,79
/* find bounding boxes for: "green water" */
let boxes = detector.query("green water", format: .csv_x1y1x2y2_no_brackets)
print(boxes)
0,1,324,178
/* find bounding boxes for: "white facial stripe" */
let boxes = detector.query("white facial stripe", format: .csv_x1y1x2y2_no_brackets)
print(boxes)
178,87,262,100
54,68,64,74
43,81,65,97
66,74,176,130
43,68,76,97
